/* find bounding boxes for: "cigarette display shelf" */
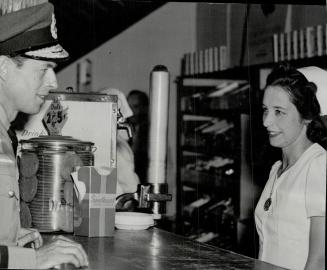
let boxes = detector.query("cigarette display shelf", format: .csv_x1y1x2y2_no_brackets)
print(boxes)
176,71,251,254
181,55,327,80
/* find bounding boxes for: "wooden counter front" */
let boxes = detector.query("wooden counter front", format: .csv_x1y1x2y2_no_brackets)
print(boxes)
49,228,285,270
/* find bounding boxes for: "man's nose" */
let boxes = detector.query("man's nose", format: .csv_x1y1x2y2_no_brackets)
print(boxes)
47,69,58,90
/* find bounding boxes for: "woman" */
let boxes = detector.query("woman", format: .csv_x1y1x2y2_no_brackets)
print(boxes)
254,64,326,270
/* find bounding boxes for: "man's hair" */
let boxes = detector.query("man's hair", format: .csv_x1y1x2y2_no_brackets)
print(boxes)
10,55,27,68
128,90,149,107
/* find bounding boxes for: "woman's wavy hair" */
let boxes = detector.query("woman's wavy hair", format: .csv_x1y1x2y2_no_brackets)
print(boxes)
266,63,327,149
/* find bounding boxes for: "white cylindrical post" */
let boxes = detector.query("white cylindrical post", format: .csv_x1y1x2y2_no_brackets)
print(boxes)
147,65,169,184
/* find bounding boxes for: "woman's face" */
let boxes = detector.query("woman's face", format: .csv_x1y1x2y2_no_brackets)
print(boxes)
262,85,307,150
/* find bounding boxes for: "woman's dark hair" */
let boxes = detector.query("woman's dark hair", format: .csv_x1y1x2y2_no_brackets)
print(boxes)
266,63,327,149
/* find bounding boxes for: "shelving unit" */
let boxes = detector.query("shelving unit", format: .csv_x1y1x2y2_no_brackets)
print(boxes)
175,56,327,257
176,73,257,255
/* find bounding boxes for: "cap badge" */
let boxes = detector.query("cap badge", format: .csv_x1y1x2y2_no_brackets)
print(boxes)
51,14,58,40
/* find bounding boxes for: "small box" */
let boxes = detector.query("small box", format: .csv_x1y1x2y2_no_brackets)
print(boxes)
292,30,298,60
279,33,285,61
199,50,204,74
213,47,219,72
208,47,214,73
286,32,292,61
74,166,117,237
273,33,279,62
299,29,305,59
316,25,323,56
219,46,227,71
306,26,315,58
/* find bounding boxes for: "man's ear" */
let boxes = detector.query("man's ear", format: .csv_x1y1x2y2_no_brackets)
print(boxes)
304,119,311,125
0,56,9,80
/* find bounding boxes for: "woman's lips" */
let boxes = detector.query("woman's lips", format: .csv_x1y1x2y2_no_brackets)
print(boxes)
268,131,281,137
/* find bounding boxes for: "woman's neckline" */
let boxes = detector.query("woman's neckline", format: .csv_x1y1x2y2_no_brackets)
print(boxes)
276,143,317,178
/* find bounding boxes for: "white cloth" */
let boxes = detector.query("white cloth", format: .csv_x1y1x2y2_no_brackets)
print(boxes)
97,88,139,195
255,143,326,270
115,135,139,197
99,88,133,118
297,66,327,115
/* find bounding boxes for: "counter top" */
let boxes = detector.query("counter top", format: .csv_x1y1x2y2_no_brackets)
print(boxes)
52,228,285,270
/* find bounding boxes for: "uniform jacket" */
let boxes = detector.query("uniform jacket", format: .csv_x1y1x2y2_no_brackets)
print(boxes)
0,105,36,269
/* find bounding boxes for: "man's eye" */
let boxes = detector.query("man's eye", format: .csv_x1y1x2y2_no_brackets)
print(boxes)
275,110,284,116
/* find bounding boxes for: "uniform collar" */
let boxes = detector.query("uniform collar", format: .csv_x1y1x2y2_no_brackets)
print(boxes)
0,103,11,130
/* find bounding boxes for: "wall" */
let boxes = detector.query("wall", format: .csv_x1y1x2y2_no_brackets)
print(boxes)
196,4,327,67
196,3,227,50
56,2,197,217
246,4,327,66
56,2,326,218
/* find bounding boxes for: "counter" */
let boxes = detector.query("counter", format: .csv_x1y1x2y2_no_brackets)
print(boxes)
48,228,286,270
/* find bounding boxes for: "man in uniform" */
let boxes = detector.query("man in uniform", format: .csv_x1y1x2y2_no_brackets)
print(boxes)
0,1,88,268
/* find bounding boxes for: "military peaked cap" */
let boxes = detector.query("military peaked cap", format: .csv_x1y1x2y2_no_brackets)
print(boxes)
0,2,69,61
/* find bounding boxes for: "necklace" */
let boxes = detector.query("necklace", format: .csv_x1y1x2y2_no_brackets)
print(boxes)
263,168,280,211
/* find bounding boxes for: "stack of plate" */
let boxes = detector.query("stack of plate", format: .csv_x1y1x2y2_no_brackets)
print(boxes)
115,212,154,230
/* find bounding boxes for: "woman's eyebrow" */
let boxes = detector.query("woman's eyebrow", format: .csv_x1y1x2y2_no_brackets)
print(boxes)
273,105,287,110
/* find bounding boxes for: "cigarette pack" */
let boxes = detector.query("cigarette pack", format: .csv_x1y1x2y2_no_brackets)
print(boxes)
204,49,209,73
299,29,305,59
273,33,279,62
190,52,195,75
219,46,227,71
184,53,189,76
279,33,285,61
194,51,198,75
199,50,204,74
213,47,219,72
74,166,117,237
292,30,298,60
306,26,315,58
286,32,292,61
316,25,323,56
208,47,214,73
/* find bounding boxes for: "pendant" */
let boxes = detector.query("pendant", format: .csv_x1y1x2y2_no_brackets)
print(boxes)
264,198,272,211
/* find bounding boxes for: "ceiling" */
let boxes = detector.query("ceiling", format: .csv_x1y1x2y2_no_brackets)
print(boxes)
50,0,326,71
50,0,165,70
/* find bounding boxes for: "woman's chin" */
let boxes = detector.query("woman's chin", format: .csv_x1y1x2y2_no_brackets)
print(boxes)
269,138,282,148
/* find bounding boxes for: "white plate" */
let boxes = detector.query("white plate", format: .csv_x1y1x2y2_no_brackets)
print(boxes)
115,212,154,230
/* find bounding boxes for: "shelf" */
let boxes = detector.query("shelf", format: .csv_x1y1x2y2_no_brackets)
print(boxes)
180,92,250,113
178,55,327,80
181,109,248,117
182,146,239,158
181,168,237,193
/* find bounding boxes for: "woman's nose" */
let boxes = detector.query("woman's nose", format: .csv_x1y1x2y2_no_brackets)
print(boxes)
263,112,273,128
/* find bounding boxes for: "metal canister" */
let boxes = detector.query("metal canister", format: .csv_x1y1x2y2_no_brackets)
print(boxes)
19,135,94,232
